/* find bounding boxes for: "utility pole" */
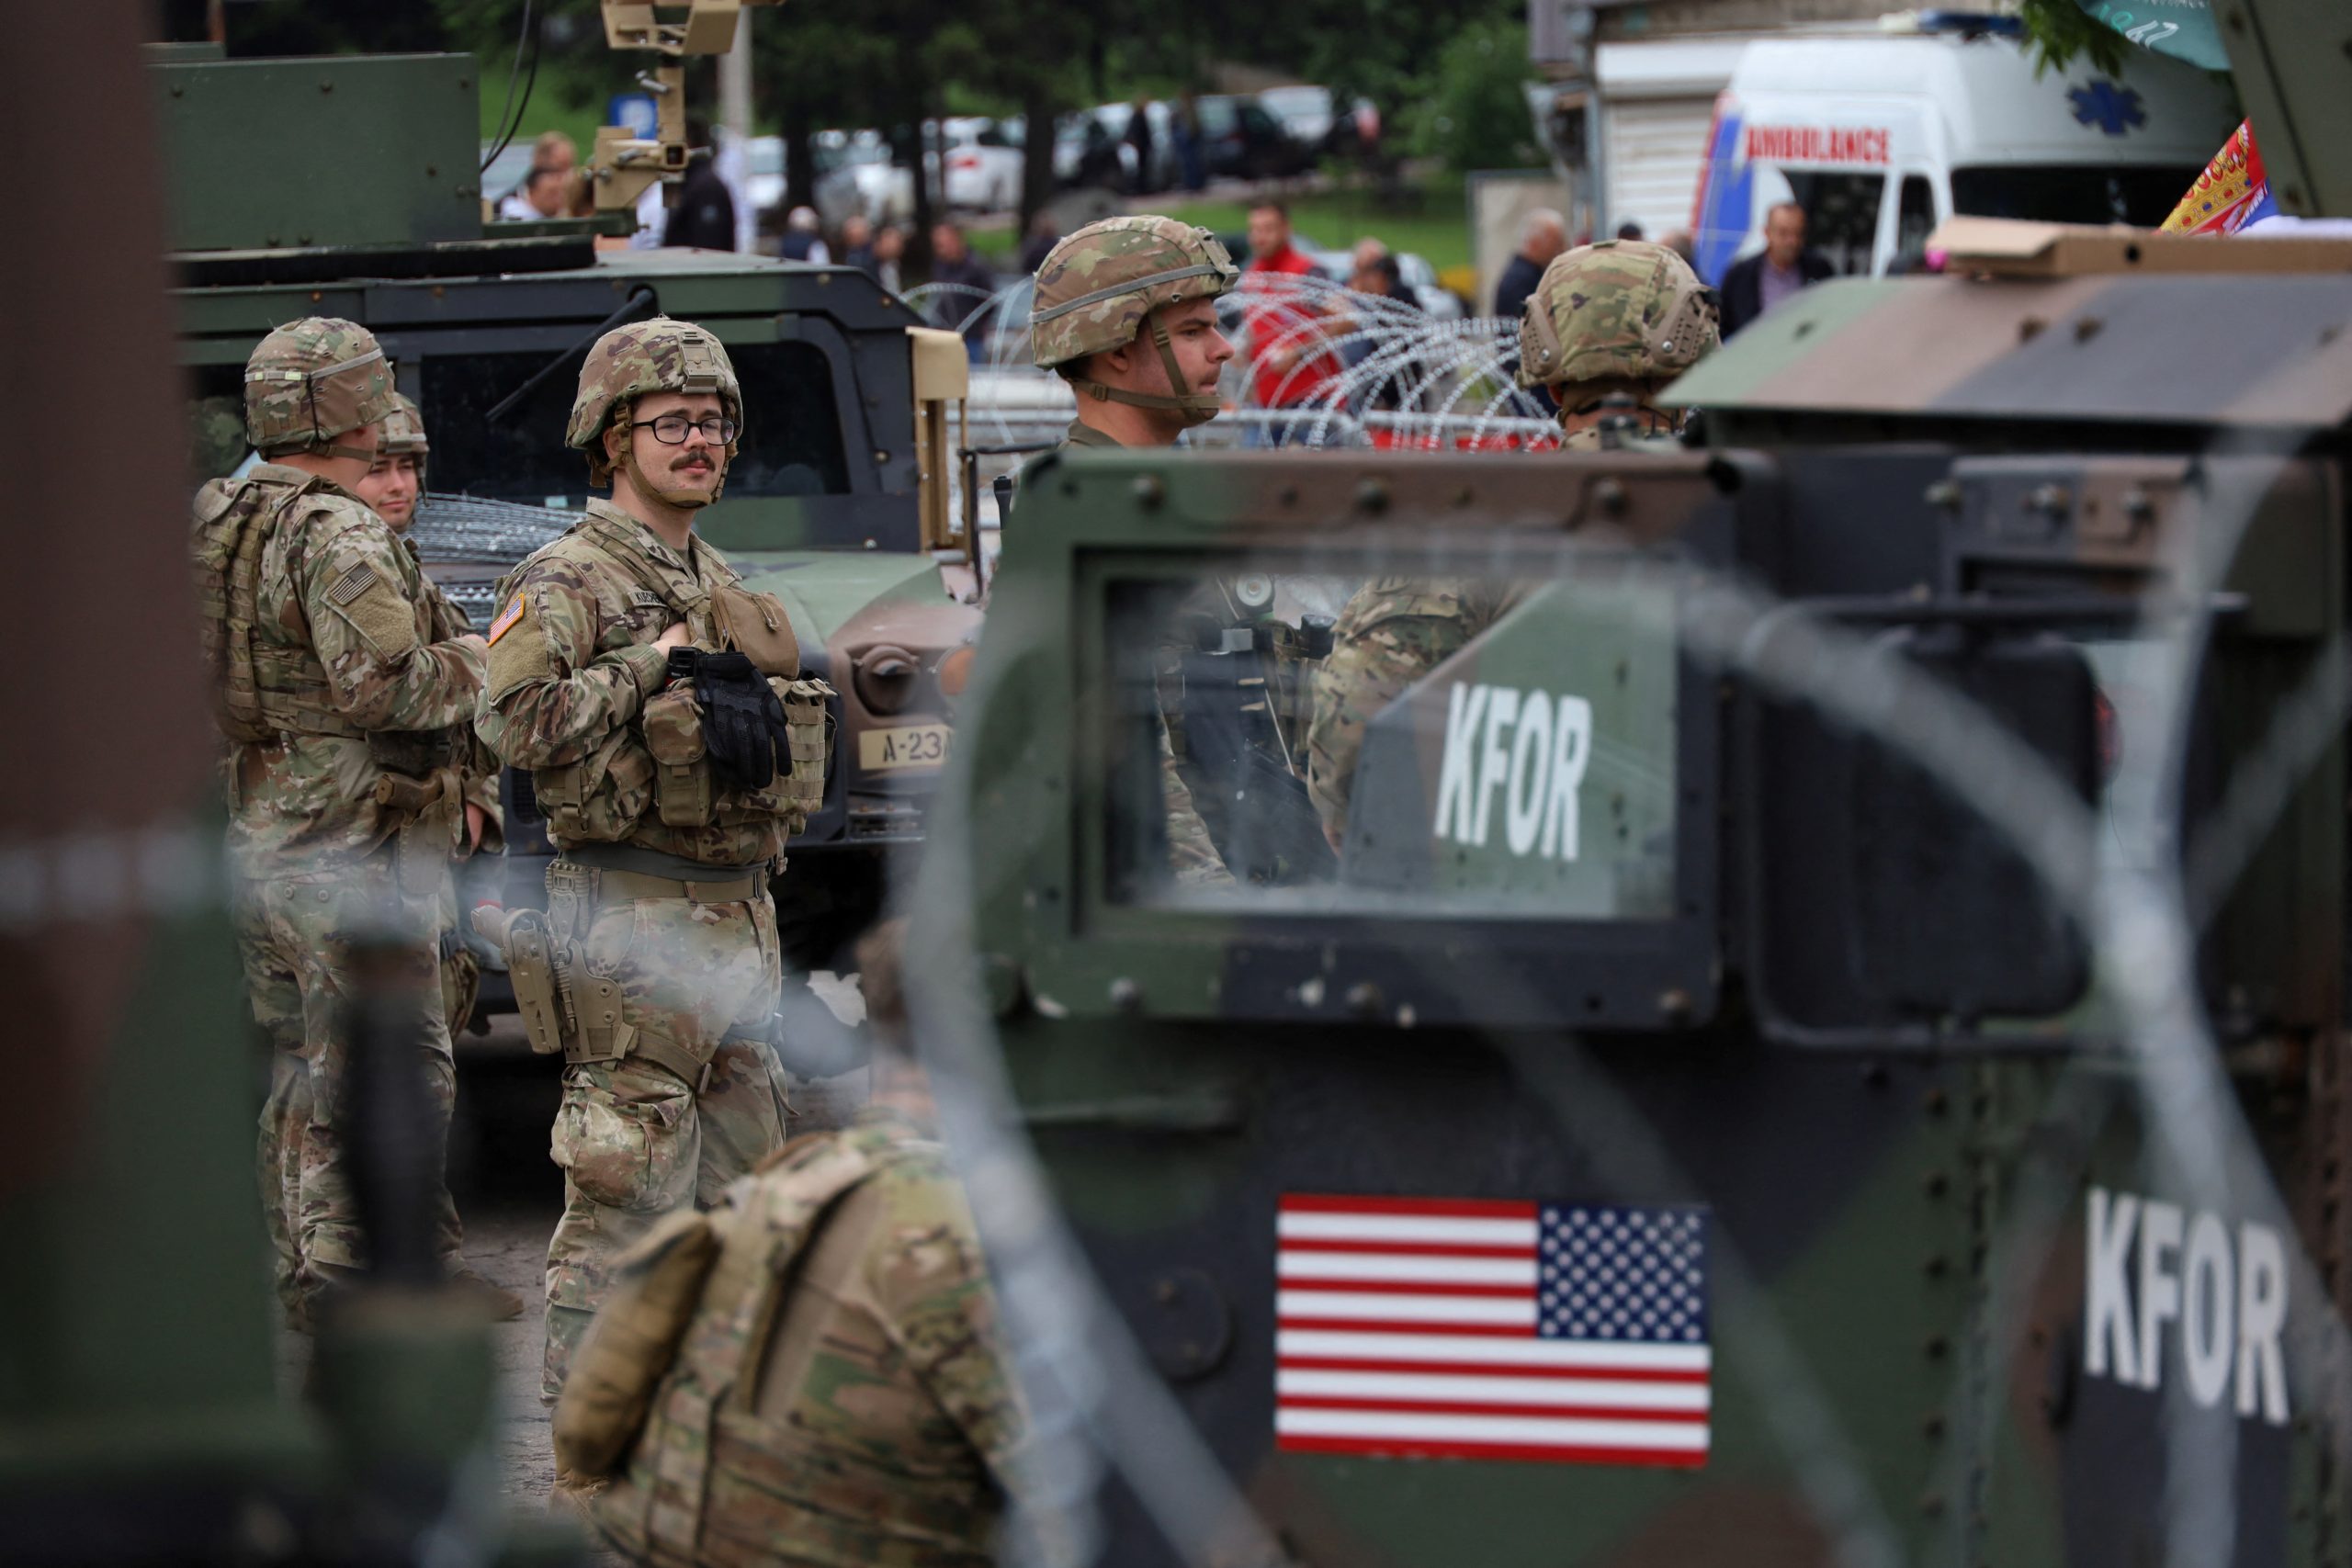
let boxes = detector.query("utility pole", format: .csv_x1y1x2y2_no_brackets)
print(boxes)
718,7,756,253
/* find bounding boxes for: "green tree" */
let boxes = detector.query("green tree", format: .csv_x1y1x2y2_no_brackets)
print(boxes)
1406,20,1541,173
2015,0,2133,73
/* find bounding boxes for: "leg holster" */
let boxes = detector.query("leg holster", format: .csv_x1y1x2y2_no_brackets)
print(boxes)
523,861,773,1093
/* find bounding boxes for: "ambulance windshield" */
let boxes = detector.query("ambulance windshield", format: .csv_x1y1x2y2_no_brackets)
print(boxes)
1951,164,2202,228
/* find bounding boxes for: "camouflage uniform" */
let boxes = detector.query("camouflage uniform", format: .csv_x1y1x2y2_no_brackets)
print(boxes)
475,318,804,1399
578,1107,1033,1566
1306,242,1720,844
193,319,485,1309
1031,217,1241,887
378,394,501,1038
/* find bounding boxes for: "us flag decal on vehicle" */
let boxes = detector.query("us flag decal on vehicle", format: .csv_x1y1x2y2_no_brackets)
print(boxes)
1274,1194,1711,1467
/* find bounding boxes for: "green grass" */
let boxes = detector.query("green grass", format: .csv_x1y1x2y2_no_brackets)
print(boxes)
969,225,1023,265
479,80,616,165
969,174,1473,275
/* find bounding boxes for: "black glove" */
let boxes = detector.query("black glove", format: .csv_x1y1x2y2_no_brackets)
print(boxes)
681,649,793,793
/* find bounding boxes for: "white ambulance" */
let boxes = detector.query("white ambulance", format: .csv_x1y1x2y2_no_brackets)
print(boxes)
1687,19,2235,286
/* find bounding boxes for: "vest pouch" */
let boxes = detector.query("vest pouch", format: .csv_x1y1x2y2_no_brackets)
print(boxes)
727,677,834,834
641,687,715,828
390,808,451,900
534,726,656,844
711,583,800,677
779,677,833,829
552,1206,721,1480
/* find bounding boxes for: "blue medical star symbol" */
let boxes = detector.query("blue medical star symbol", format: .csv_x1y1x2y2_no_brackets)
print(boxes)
2068,80,2147,136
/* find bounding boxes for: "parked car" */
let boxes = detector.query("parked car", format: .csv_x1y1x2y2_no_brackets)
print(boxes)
1089,101,1177,192
937,117,1024,212
1289,234,1467,322
812,130,914,230
1193,94,1314,181
1258,85,1379,157
1052,111,1135,189
743,133,787,219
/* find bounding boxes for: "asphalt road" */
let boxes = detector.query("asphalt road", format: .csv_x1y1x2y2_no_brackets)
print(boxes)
276,975,870,1541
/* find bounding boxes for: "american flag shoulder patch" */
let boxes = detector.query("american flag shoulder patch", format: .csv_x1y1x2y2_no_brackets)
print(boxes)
1275,1193,1711,1468
486,592,526,646
327,563,377,606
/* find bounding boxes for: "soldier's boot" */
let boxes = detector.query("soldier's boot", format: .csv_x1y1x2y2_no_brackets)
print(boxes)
448,1262,526,1322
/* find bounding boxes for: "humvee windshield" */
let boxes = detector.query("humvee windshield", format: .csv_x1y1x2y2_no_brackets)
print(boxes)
420,341,852,502
185,340,854,502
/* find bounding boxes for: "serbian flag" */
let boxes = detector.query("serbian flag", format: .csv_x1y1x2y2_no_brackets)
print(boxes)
1273,1194,1712,1467
2163,119,2278,235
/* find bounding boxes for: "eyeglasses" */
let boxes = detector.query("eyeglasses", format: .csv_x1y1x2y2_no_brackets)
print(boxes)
630,412,739,446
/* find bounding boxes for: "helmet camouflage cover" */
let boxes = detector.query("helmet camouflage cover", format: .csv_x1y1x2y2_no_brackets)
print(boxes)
1030,215,1238,370
1516,240,1720,393
243,316,397,457
567,316,743,484
379,392,429,457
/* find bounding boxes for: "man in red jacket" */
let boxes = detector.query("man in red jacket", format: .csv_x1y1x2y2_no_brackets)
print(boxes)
1241,198,1341,444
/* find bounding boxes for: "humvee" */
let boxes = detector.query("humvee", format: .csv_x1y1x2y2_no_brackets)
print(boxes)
160,42,980,976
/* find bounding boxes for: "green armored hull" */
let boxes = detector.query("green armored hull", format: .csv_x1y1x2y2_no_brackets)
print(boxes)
930,4,2352,1556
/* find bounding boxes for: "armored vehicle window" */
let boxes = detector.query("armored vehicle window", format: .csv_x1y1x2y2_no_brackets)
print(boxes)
185,361,247,481
1950,164,2199,228
1781,171,1884,276
418,341,850,503
1101,558,1682,920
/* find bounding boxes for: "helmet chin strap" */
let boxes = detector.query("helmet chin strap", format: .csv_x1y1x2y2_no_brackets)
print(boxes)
1069,317,1221,429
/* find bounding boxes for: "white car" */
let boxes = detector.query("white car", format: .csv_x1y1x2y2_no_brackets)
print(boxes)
743,134,787,219
937,117,1024,212
1293,235,1466,322
1258,85,1335,148
812,130,914,230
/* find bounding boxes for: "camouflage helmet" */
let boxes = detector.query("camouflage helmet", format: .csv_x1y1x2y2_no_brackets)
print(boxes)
379,392,429,458
566,316,743,486
1031,215,1237,425
243,316,397,458
1516,240,1719,396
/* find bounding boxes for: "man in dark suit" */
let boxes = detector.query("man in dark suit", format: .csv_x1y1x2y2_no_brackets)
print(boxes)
1492,208,1566,321
1719,201,1834,336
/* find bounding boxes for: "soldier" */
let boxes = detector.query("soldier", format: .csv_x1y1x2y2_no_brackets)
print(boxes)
1029,214,1241,886
1304,240,1719,847
351,394,503,1043
192,319,491,1324
476,316,816,1400
550,919,1036,1562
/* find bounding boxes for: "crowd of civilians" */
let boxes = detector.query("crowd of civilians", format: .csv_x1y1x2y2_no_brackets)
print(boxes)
492,130,1829,419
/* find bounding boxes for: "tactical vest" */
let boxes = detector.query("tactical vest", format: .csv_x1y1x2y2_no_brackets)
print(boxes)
561,1128,1006,1564
191,469,457,776
514,513,831,847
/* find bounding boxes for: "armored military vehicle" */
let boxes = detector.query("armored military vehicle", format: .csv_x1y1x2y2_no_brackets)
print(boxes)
928,4,2352,1563
160,41,979,973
